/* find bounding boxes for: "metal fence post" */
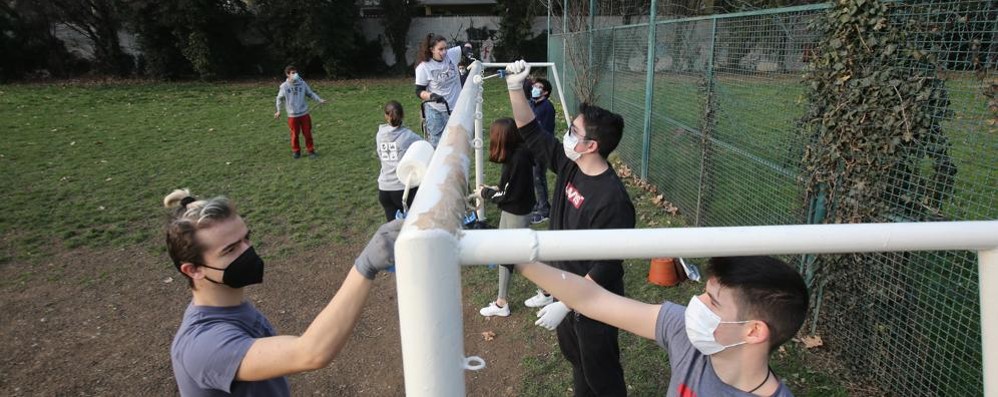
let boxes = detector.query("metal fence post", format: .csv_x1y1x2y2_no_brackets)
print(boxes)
546,0,551,34
609,26,616,112
563,0,568,96
694,17,718,227
981,248,998,397
641,0,658,180
588,0,595,68
563,0,568,34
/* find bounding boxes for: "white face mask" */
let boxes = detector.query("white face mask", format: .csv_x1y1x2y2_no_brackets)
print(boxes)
684,295,749,355
562,130,583,161
531,87,543,98
290,72,300,81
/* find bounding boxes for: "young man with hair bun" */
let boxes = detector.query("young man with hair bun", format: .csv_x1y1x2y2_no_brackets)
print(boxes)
163,189,400,396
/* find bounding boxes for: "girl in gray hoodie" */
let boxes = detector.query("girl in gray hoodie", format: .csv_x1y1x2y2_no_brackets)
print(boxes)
376,101,425,221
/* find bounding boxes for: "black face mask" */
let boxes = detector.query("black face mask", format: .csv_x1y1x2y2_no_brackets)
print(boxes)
201,246,264,288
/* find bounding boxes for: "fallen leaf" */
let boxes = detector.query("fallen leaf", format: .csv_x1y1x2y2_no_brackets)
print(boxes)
800,335,823,349
481,331,495,341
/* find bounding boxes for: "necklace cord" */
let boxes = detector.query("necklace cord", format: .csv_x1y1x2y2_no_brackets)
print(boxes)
747,366,773,394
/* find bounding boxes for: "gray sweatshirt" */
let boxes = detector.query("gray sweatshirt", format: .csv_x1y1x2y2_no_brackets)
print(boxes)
376,124,424,191
276,79,323,118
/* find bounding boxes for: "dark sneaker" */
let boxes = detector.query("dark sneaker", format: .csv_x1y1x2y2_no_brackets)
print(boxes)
292,152,301,159
530,213,549,225
308,151,318,159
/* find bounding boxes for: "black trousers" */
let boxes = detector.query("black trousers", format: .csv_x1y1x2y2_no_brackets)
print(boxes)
378,188,418,222
556,311,627,397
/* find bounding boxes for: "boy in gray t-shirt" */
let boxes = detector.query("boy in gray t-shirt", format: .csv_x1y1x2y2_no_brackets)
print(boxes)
515,256,807,396
163,189,401,396
172,302,289,396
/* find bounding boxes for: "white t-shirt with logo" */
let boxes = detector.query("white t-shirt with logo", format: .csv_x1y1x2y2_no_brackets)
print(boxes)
414,46,464,112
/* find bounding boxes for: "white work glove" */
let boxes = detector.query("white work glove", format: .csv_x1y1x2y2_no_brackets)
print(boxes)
505,60,531,91
534,301,570,331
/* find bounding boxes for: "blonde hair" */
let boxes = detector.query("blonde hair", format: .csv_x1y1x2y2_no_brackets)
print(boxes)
163,188,237,286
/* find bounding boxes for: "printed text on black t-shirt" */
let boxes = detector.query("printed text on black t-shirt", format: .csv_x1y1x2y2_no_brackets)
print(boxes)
565,182,585,209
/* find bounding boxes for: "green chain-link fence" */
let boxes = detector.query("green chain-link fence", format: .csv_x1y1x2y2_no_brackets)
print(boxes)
548,0,996,395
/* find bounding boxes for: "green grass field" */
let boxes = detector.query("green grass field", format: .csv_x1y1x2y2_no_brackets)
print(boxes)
597,71,996,227
0,78,852,395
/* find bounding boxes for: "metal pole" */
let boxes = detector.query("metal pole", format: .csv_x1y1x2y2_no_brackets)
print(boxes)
547,64,573,130
457,221,998,265
547,0,551,35
474,72,486,221
641,0,658,180
981,249,998,397
694,17,718,227
562,0,568,108
609,26,616,112
396,229,465,396
396,62,485,397
588,0,595,67
563,0,567,34
482,62,572,130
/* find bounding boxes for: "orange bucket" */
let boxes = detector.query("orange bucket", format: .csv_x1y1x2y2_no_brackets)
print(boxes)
649,257,682,287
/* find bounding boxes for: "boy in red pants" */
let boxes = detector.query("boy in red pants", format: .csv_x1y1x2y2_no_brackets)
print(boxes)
274,65,326,159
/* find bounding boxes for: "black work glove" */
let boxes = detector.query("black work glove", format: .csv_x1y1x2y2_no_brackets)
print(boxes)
481,186,498,201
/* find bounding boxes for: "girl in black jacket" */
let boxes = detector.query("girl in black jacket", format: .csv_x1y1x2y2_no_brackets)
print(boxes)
477,118,536,317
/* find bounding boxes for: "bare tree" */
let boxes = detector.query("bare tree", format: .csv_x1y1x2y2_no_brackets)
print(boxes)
381,0,419,73
50,0,131,76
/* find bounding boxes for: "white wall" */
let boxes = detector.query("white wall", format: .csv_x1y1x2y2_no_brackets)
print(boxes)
360,16,549,67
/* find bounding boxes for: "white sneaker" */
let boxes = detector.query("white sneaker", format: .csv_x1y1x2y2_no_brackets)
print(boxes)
479,302,510,317
524,291,554,308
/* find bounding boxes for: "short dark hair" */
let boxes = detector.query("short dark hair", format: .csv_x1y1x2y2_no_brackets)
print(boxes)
535,78,552,96
284,65,297,75
384,100,404,127
577,103,624,158
488,118,521,163
706,256,809,352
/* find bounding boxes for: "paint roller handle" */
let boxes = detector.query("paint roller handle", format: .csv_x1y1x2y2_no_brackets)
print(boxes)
504,60,531,91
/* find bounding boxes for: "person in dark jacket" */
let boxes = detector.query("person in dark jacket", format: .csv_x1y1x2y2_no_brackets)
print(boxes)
476,118,537,317
529,77,556,225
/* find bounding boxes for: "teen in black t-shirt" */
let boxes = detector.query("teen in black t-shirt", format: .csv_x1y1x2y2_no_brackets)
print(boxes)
503,60,635,396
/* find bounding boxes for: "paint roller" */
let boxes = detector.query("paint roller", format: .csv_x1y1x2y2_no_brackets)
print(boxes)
395,140,434,215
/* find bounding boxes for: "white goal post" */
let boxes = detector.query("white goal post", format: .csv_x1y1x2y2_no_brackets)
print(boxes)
393,60,998,397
